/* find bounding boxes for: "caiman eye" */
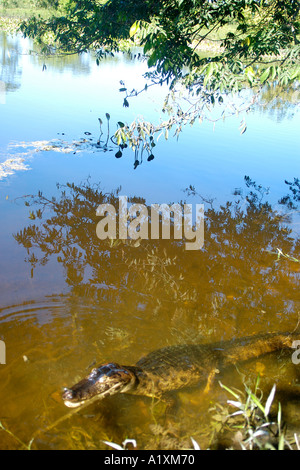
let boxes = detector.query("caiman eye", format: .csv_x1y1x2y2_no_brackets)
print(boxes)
62,387,74,400
89,368,99,379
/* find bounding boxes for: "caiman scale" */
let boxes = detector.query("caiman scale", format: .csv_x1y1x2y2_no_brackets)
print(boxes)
62,330,300,408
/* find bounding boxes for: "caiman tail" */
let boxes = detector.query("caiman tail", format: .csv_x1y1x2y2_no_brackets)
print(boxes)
215,330,298,366
62,329,300,408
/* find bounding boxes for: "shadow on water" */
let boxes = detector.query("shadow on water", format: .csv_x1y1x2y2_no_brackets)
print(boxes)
0,176,299,449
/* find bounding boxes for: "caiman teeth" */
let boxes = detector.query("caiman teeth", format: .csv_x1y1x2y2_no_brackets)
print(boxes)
63,400,84,408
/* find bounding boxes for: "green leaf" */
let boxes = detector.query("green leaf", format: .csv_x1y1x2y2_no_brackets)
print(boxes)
143,41,152,54
203,62,214,87
260,67,270,84
245,66,255,84
244,385,266,415
219,382,241,400
163,61,169,72
129,21,140,38
269,65,276,80
147,52,157,68
116,132,122,146
290,67,300,80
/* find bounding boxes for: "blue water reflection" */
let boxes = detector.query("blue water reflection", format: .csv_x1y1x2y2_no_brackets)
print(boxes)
0,31,299,206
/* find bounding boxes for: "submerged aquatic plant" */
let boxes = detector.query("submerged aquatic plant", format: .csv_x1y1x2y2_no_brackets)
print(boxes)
102,437,201,451
0,420,34,450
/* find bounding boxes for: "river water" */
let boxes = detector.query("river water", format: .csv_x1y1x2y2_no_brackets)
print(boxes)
0,30,299,450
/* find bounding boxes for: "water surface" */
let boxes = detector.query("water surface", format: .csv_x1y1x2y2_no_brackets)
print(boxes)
0,31,299,450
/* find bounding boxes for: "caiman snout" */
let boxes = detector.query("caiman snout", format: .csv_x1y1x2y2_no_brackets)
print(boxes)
62,387,74,402
62,362,137,408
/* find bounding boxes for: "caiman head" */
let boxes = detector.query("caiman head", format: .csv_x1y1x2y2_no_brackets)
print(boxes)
62,362,137,408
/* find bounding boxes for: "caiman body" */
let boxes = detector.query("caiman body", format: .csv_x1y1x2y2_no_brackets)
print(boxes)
62,330,299,408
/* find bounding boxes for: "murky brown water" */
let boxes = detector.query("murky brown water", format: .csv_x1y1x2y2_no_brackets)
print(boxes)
0,178,299,449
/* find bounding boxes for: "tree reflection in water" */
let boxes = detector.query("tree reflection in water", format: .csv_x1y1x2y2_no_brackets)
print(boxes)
13,176,299,340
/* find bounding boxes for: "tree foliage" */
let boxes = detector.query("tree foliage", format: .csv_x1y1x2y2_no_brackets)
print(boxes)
20,0,300,84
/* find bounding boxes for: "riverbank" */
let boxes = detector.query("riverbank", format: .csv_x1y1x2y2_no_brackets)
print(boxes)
0,15,22,33
0,0,56,33
0,1,54,19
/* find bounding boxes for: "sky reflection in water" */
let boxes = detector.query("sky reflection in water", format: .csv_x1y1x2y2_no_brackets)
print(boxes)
0,32,299,205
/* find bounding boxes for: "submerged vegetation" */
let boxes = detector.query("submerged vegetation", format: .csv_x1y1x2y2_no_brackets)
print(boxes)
103,378,300,450
1,378,300,449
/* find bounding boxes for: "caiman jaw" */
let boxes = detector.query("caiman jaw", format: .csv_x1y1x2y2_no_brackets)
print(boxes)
62,363,136,408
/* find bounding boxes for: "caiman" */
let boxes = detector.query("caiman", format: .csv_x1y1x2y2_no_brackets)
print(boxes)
62,330,300,408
